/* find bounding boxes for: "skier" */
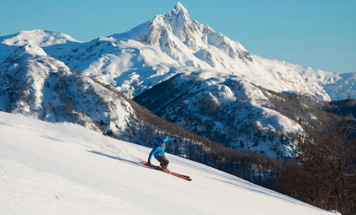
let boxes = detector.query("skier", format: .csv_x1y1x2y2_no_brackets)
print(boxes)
148,136,177,172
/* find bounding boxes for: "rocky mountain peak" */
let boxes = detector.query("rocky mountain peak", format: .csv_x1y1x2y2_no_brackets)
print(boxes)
150,2,192,36
173,2,187,13
171,2,190,21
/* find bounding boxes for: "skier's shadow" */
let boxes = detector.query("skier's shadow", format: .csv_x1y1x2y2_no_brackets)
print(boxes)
87,150,142,167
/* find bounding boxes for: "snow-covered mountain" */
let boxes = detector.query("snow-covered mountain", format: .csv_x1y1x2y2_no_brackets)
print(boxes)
31,3,354,102
0,44,139,140
111,2,251,68
0,111,340,215
0,2,355,159
0,29,81,65
1,4,353,101
134,73,306,158
0,29,81,47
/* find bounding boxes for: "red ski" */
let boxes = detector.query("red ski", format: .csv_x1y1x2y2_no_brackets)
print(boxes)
141,161,192,181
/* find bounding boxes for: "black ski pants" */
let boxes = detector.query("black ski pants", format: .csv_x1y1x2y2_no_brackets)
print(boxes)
156,155,169,169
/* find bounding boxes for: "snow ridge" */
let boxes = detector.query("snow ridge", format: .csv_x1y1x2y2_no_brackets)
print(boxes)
7,44,47,60
0,29,81,47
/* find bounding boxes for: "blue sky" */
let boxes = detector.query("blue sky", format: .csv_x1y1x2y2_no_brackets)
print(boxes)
0,0,355,73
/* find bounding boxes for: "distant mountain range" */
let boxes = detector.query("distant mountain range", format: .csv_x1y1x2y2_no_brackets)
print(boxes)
1,2,355,159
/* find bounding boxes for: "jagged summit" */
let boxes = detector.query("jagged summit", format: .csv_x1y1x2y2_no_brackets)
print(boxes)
111,2,249,68
112,2,193,43
173,2,188,13
158,2,192,33
170,2,190,21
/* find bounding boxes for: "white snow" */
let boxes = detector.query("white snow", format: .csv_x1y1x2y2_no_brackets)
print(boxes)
0,112,339,215
7,44,48,59
0,29,81,47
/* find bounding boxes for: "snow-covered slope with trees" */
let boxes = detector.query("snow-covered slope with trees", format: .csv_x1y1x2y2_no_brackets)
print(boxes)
0,44,138,140
134,73,304,158
0,112,340,215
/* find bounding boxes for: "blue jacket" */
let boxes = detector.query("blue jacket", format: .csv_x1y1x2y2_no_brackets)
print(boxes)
148,136,175,162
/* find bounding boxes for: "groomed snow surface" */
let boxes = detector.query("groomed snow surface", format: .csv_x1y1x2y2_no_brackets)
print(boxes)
0,112,339,215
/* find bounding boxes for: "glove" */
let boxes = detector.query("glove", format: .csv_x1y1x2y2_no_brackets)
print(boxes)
174,138,178,143
147,161,151,166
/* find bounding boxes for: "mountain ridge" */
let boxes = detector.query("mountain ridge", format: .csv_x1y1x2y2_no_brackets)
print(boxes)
0,29,81,47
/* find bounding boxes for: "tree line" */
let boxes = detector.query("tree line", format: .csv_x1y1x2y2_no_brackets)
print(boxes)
268,108,356,215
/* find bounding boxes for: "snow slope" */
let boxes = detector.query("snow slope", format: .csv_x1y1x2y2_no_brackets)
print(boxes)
0,112,339,215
